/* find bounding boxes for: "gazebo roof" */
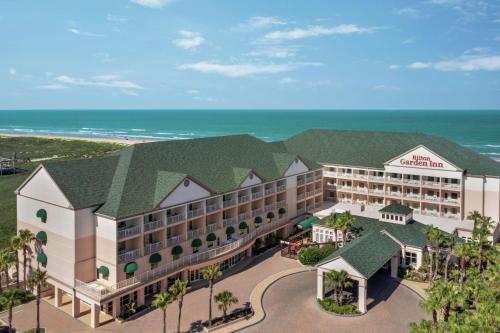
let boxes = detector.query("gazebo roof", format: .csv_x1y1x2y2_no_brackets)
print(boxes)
379,203,413,215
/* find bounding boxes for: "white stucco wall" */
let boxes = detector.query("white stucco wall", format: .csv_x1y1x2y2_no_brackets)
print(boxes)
160,178,210,208
240,172,262,187
284,159,309,177
18,167,71,208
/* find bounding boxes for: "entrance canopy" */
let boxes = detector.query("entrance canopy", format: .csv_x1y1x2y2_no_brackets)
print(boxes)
297,216,319,230
317,231,400,279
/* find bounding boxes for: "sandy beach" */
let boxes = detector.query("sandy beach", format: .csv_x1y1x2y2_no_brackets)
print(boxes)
0,133,155,145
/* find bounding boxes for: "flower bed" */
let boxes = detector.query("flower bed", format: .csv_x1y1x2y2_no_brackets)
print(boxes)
318,298,360,315
201,306,253,331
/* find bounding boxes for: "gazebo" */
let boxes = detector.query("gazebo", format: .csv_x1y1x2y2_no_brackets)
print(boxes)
0,157,15,176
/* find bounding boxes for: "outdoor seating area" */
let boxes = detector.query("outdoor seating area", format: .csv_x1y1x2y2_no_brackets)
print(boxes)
0,157,15,175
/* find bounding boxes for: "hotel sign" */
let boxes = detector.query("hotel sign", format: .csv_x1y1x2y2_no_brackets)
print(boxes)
399,155,444,168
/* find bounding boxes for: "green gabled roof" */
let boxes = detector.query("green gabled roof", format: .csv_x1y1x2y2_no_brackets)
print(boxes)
282,129,500,176
379,203,413,215
319,231,401,279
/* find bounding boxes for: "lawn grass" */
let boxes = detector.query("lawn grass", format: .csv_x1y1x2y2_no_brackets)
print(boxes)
0,136,125,249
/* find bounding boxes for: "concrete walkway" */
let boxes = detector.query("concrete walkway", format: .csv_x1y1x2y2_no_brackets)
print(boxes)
211,266,313,333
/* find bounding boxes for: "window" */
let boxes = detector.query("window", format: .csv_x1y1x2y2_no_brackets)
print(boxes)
382,214,385,219
118,241,126,253
405,252,417,267
189,269,202,282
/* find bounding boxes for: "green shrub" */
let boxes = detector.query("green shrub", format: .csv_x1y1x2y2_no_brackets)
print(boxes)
318,298,360,314
298,244,335,266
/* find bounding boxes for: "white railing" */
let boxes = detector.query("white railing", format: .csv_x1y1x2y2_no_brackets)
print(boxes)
167,234,186,246
368,175,384,181
223,218,236,227
403,179,420,185
337,173,352,178
76,216,294,300
442,198,460,204
404,193,421,200
353,174,367,180
368,189,384,195
422,210,439,217
118,249,141,263
315,173,322,180
207,223,219,232
337,186,352,191
167,214,185,225
354,187,368,193
276,184,286,192
265,204,275,212
306,191,315,197
223,199,236,208
144,240,166,255
187,208,204,219
423,196,440,202
144,220,165,233
442,183,460,189
422,181,440,187
252,208,262,217
238,195,250,203
387,191,402,197
187,228,203,240
323,171,337,177
386,177,402,183
276,200,286,208
118,225,142,240
297,193,306,200
297,208,306,215
238,213,247,222
297,179,305,186
252,192,263,200
264,188,275,196
206,203,221,213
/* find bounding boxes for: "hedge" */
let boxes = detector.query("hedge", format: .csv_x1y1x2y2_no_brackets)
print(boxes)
297,244,335,266
318,298,360,314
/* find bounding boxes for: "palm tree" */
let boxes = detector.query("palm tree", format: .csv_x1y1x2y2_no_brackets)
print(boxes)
0,288,24,331
467,210,482,229
168,279,190,333
453,242,470,286
214,291,238,322
10,236,23,288
152,291,173,333
324,213,341,247
18,229,34,290
423,225,438,283
432,230,446,280
339,211,354,246
27,270,48,333
0,248,16,291
201,264,222,327
473,216,493,272
442,234,455,281
324,270,351,304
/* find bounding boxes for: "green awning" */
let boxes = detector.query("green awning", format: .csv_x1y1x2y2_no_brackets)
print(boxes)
36,231,47,243
226,226,235,235
239,222,248,230
297,216,320,230
278,207,286,215
254,216,262,224
36,252,47,264
124,262,138,273
266,212,275,219
191,238,202,248
206,233,216,242
98,265,109,276
36,209,47,222
172,246,183,256
149,253,162,264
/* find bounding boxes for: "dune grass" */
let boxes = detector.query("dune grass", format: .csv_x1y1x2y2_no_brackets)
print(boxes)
0,136,125,249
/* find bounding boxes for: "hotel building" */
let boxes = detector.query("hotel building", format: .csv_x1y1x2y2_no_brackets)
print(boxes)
15,130,500,327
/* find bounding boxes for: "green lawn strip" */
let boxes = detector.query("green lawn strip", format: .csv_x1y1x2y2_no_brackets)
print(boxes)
0,137,125,249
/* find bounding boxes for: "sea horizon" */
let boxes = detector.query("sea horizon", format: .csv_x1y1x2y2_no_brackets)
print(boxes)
1,109,500,160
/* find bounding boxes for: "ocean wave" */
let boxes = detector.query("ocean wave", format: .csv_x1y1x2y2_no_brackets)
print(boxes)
131,129,146,132
155,132,174,135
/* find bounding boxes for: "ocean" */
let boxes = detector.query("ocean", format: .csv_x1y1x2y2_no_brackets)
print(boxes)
0,109,499,159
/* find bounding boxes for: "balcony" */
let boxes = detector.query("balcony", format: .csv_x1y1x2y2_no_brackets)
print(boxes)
386,191,402,197
187,207,204,219
144,220,165,233
421,210,439,217
442,183,461,189
423,196,440,202
252,208,262,217
276,184,286,192
306,190,315,197
118,225,142,240
297,208,306,215
353,187,368,194
118,248,141,264
323,171,337,177
353,174,367,180
264,188,275,196
167,214,185,225
251,192,263,200
207,223,219,233
385,177,402,184
144,240,166,255
422,181,440,188
404,193,421,200
297,179,305,186
337,173,352,179
265,204,275,212
336,186,352,191
403,179,420,185
238,213,247,222
314,188,322,194
76,215,296,301
297,193,306,200
238,195,250,204
315,173,322,180
187,228,203,240
368,175,384,182
206,203,221,214
368,189,384,195
306,176,314,183
442,198,460,204
222,217,236,227
167,234,186,246
276,200,286,208
223,199,236,208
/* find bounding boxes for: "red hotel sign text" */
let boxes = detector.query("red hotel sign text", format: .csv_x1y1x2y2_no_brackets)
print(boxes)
400,155,444,168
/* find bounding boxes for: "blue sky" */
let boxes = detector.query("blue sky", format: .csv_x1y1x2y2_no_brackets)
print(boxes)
2,0,500,109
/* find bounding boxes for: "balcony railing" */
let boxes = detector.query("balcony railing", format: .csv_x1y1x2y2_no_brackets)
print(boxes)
368,175,384,181
276,200,286,208
297,193,306,200
264,188,275,196
323,171,337,177
315,173,322,180
118,225,142,240
206,203,221,213
238,195,250,204
297,179,305,186
265,204,275,212
404,193,421,200
442,198,460,204
337,173,352,178
353,174,367,180
252,208,262,217
306,176,314,183
223,199,236,208
276,184,286,192
118,249,141,264
368,189,384,195
385,177,402,183
76,216,294,300
167,214,185,225
187,228,203,240
403,179,420,185
442,183,461,189
306,190,315,197
423,196,440,202
207,223,219,233
353,187,368,193
251,192,263,200
314,188,322,194
167,234,186,246
223,217,236,227
144,240,166,255
422,181,440,187
144,220,165,233
238,213,247,222
386,191,402,197
336,186,352,191
187,208,204,219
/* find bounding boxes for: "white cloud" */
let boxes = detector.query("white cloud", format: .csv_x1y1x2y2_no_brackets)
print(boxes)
247,46,297,58
279,77,297,84
373,84,401,91
54,75,143,89
36,84,67,90
402,37,415,44
8,68,16,75
186,89,200,95
130,0,174,8
173,30,205,50
246,16,287,29
408,55,500,71
307,80,332,87
389,65,401,70
177,62,301,77
67,28,104,38
395,8,421,18
106,14,128,23
263,24,379,42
